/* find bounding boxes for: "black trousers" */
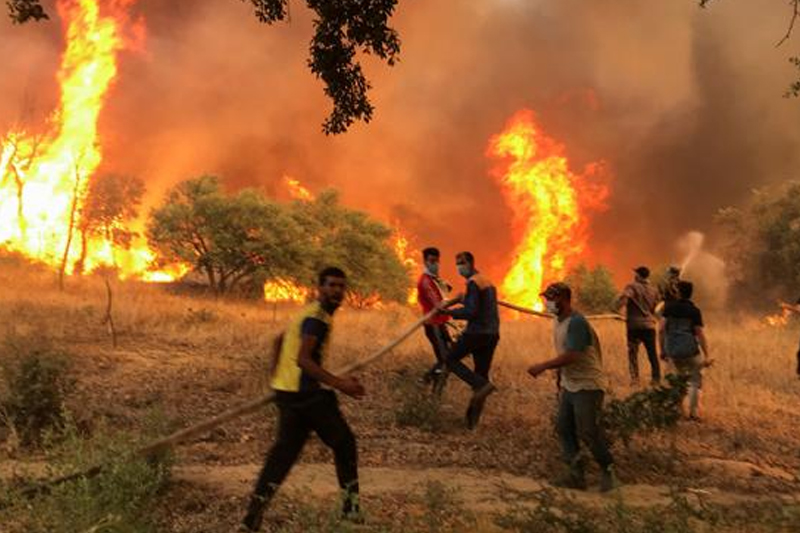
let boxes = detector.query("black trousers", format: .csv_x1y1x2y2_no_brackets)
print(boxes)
423,323,452,374
243,389,358,530
626,328,661,381
446,333,499,390
556,389,614,469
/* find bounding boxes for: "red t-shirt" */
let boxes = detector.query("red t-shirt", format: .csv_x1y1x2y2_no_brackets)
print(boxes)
417,273,449,325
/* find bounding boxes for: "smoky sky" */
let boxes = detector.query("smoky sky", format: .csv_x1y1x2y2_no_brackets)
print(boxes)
1,0,799,283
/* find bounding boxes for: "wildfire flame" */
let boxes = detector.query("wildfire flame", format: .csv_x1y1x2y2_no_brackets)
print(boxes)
0,0,180,281
764,306,792,327
263,278,310,304
488,110,609,310
284,176,314,202
391,227,420,305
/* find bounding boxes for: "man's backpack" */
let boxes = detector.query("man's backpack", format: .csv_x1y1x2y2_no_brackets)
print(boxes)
664,317,699,359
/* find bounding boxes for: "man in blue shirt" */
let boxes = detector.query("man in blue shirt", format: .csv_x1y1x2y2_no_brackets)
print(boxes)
440,251,500,429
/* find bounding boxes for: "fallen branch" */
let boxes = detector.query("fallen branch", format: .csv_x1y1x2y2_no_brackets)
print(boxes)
14,304,444,500
499,300,626,322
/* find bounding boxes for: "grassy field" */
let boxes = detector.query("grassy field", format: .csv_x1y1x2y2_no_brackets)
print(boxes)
1,257,799,532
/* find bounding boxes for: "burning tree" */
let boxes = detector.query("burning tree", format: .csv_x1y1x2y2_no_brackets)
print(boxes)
8,0,401,135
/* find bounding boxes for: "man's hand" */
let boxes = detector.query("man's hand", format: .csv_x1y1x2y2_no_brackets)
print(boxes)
527,363,548,379
337,376,366,399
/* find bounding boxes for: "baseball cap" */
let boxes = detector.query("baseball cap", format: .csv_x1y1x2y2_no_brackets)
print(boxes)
540,282,571,300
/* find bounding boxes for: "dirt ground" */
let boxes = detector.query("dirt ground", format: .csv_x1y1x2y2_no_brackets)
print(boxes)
1,264,800,531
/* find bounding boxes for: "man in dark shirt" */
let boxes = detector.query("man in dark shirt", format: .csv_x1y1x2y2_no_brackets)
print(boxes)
616,266,661,386
242,267,365,531
440,251,500,429
659,280,709,420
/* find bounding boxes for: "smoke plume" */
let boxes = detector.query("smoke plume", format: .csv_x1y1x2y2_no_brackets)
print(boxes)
1,0,799,284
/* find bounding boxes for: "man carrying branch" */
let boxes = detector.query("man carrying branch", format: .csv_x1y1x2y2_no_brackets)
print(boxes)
242,267,365,531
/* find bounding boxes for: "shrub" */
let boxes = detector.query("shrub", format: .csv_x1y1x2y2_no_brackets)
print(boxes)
392,369,442,432
0,413,172,533
605,373,689,446
0,334,73,447
565,264,618,314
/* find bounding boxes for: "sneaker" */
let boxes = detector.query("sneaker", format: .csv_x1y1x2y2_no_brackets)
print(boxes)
466,383,496,429
599,464,621,492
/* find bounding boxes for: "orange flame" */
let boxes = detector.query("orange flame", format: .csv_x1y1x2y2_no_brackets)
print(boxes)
284,176,315,201
0,1,180,281
764,306,792,327
263,278,310,304
488,110,609,310
391,227,420,305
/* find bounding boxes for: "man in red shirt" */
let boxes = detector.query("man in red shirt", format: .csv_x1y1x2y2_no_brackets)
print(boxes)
417,247,452,391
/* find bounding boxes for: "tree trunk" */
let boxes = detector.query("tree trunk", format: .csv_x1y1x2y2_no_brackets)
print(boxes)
59,164,83,291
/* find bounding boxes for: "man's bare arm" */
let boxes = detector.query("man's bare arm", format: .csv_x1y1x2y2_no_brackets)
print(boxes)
297,335,365,398
528,351,582,378
269,332,284,377
694,326,709,358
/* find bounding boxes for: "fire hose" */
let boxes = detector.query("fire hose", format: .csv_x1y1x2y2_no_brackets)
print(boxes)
11,304,449,501
12,297,620,500
498,300,626,322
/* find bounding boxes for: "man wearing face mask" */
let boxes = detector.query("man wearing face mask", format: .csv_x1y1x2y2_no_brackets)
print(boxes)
417,247,453,390
439,251,500,429
528,282,619,492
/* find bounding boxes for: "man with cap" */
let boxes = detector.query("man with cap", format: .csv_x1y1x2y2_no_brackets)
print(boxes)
616,266,661,386
659,266,682,305
528,282,619,492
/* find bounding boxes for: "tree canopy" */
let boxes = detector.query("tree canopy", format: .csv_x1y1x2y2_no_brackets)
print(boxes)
716,181,800,305
6,0,400,135
146,175,411,302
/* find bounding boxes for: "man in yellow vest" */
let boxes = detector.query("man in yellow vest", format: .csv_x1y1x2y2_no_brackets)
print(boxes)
242,267,365,531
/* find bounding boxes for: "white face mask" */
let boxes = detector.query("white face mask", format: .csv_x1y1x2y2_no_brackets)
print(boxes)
545,300,559,314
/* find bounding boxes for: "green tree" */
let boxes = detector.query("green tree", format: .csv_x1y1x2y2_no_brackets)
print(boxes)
564,263,618,314
289,190,409,305
147,175,305,294
75,173,145,273
716,181,800,305
7,0,400,135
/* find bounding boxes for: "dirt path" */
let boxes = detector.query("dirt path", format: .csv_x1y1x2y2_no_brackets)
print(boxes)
173,462,799,512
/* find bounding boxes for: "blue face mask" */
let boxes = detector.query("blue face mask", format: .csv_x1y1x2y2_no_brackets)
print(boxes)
457,264,471,278
426,262,440,276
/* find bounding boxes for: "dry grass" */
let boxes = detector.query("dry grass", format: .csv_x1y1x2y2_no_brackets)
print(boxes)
1,258,800,530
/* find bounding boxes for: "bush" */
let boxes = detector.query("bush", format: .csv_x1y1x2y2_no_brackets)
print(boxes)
0,334,73,447
0,413,172,533
605,374,689,447
565,264,618,314
392,369,442,432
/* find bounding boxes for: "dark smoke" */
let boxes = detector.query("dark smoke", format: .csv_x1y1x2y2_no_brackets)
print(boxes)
1,0,799,284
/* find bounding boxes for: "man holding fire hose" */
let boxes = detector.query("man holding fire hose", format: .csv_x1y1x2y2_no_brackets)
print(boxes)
439,251,500,429
241,267,364,531
416,246,454,393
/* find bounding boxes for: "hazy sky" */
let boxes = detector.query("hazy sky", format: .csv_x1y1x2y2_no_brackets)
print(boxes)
1,0,799,282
